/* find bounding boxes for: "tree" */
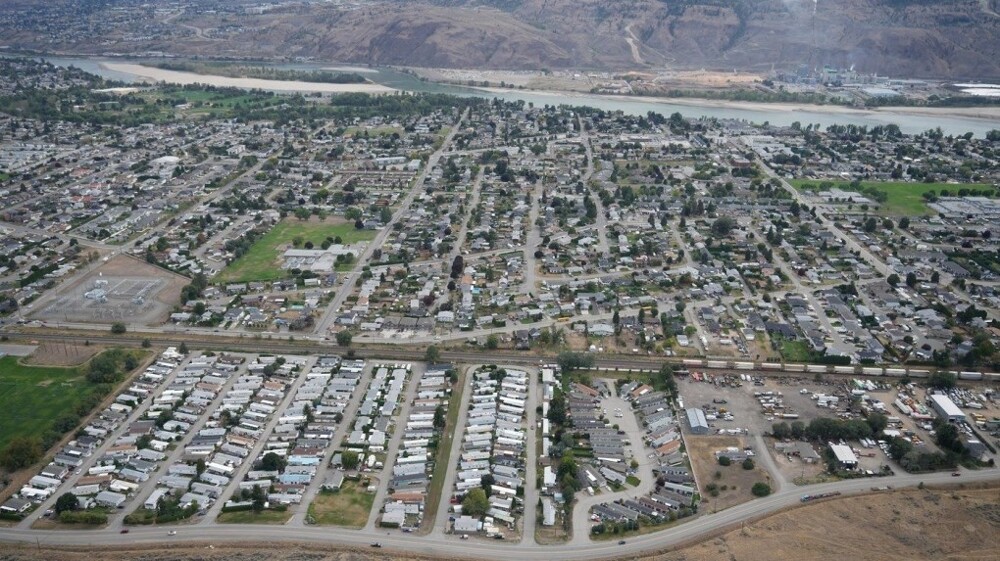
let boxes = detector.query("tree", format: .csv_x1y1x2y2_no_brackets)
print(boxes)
425,345,440,363
141,338,151,348
928,371,957,390
55,492,79,514
259,451,286,472
336,331,353,347
342,450,360,470
250,484,267,512
751,482,771,497
898,217,910,229
110,322,126,334
742,458,756,470
906,272,917,288
462,488,490,516
711,216,735,237
450,255,464,279
433,404,446,429
485,334,499,350
887,273,900,287
556,351,595,373
0,436,43,471
717,455,732,466
771,422,791,439
178,342,189,354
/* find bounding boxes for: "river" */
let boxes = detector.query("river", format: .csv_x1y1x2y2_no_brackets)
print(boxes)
39,56,1000,137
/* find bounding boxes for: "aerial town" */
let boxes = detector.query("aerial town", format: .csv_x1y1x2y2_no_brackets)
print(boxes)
0,55,998,560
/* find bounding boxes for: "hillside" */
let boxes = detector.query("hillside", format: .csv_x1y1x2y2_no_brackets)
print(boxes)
1,0,999,78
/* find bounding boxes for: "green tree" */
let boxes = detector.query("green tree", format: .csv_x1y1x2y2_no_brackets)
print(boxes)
751,482,771,497
928,371,956,389
718,455,732,466
110,322,127,334
485,334,499,350
179,342,189,354
433,404,446,429
462,488,490,516
742,458,755,470
342,450,360,470
259,451,286,472
425,345,441,363
887,273,900,287
0,436,43,471
336,331,353,346
55,492,79,514
141,338,151,348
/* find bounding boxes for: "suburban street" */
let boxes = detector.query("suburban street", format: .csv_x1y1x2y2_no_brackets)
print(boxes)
1,469,994,560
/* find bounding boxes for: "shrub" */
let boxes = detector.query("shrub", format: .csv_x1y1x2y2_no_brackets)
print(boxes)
751,482,772,497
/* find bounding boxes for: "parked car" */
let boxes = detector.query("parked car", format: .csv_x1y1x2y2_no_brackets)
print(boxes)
120,529,129,534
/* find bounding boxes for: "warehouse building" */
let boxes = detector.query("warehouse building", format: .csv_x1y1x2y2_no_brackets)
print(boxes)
685,408,709,435
828,443,859,470
929,394,966,423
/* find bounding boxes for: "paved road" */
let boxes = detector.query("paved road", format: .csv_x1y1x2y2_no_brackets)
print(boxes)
569,384,656,545
522,180,544,296
363,363,424,530
198,355,317,524
430,365,474,536
517,366,540,546
288,363,373,525
16,352,203,529
4,460,991,560
576,115,609,256
314,108,469,336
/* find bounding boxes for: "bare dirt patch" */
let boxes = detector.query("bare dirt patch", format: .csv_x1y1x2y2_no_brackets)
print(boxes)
29,254,187,326
676,486,1000,561
686,435,775,512
22,342,103,366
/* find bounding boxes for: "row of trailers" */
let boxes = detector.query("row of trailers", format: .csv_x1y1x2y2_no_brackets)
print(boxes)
676,359,1000,382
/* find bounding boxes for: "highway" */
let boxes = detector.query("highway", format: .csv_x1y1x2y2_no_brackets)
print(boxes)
0,470,995,560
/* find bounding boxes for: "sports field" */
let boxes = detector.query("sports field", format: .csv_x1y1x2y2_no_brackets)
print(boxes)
790,180,994,216
215,218,374,283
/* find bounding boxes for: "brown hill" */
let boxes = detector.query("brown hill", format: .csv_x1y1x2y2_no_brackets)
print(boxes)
3,0,1000,79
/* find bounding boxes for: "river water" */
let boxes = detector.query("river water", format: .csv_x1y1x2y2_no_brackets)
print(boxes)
40,56,1000,137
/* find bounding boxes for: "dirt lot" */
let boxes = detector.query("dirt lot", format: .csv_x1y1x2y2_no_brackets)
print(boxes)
675,485,1000,561
685,435,775,513
8,486,996,561
21,342,103,366
29,254,187,326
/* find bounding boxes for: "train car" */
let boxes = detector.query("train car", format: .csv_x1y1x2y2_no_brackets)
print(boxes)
959,371,984,381
861,367,883,376
761,363,782,371
833,366,855,374
984,372,1000,381
907,369,930,378
805,365,827,373
682,359,704,367
884,368,907,377
733,362,753,370
706,360,727,369
785,363,807,372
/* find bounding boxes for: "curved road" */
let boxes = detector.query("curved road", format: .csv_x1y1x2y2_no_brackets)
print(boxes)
1,467,994,559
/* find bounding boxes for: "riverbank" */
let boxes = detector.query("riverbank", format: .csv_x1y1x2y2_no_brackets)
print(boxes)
99,63,395,94
474,85,1000,122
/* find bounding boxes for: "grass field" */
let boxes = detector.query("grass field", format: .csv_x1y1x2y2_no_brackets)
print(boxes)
307,480,374,528
215,218,375,283
779,339,813,363
789,179,994,216
0,356,98,451
216,509,292,524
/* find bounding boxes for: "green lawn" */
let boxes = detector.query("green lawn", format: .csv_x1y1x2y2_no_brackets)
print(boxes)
307,480,375,528
420,372,465,532
790,179,994,216
217,509,292,524
779,340,813,363
215,219,374,283
0,357,98,451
